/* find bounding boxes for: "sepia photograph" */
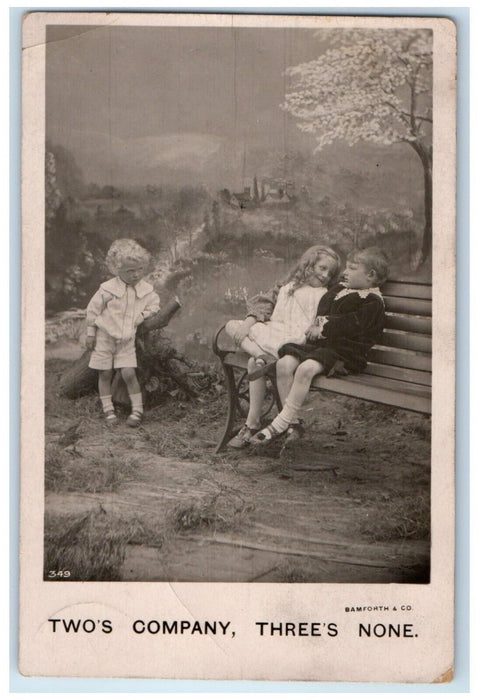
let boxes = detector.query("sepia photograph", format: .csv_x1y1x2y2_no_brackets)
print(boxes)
19,12,456,681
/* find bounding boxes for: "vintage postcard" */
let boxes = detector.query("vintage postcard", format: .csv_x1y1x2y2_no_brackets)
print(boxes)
20,12,456,681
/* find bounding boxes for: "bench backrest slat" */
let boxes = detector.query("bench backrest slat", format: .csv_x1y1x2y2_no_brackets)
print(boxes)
385,314,432,335
382,280,432,300
369,347,431,372
364,362,431,387
381,329,432,353
383,296,432,317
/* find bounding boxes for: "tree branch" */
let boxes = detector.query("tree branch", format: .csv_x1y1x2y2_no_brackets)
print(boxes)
413,115,433,124
383,101,413,128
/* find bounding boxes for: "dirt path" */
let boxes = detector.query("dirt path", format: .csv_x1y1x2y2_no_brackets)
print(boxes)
45,431,430,582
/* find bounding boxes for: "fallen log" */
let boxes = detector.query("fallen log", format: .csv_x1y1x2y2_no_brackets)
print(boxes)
140,297,181,332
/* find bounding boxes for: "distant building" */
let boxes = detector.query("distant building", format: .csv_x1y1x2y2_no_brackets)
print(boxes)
230,186,255,209
263,190,294,206
224,178,296,209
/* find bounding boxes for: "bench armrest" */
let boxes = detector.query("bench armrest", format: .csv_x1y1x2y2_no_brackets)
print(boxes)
212,324,227,357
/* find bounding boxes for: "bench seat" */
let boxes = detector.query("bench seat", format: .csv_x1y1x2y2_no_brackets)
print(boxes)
221,350,431,414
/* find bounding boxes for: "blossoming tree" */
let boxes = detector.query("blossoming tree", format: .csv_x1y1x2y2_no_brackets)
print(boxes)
283,29,432,263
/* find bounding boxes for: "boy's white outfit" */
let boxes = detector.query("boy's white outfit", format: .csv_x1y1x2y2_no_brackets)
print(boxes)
86,277,160,370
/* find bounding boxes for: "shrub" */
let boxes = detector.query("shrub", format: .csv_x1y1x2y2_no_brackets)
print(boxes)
44,509,144,581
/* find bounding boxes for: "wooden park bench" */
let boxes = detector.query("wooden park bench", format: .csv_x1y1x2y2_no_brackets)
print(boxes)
212,280,432,453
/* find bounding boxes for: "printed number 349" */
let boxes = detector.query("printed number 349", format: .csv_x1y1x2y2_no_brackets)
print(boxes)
48,570,71,578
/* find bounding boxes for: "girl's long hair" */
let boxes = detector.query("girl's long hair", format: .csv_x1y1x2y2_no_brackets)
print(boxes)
282,245,342,294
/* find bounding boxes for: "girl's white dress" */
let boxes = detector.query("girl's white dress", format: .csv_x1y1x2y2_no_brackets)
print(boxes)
247,282,328,357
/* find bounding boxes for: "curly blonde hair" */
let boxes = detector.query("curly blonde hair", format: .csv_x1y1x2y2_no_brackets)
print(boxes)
283,245,342,294
105,238,151,276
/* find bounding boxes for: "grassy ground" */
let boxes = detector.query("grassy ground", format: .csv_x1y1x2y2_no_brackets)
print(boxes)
44,358,431,583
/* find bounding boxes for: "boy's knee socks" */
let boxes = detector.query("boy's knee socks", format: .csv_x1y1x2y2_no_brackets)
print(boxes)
100,394,114,413
129,392,143,414
271,397,302,433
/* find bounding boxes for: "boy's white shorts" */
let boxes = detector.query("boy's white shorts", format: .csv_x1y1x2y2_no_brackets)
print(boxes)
88,328,137,370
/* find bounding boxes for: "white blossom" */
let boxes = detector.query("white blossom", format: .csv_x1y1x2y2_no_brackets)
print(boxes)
283,29,432,151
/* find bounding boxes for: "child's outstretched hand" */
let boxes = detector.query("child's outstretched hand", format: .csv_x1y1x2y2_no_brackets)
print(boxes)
85,336,96,351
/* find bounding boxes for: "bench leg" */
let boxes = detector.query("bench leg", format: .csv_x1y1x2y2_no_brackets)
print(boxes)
214,366,282,453
215,364,238,453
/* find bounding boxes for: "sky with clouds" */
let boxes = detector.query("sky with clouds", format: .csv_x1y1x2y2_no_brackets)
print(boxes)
45,23,423,208
46,25,326,188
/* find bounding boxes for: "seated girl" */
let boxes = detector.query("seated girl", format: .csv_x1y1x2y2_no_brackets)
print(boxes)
225,245,341,448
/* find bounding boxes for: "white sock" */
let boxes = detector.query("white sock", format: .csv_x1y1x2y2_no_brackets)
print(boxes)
129,392,143,414
100,395,114,413
270,397,302,433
